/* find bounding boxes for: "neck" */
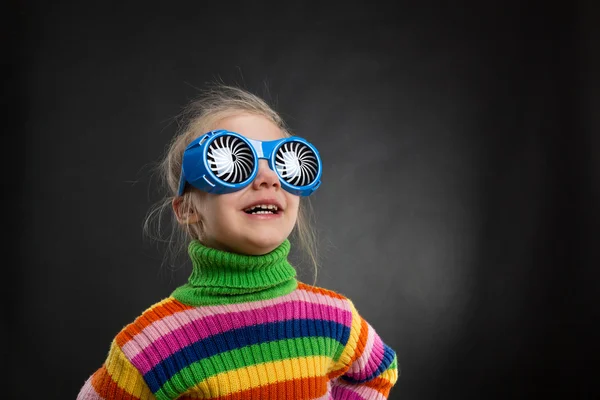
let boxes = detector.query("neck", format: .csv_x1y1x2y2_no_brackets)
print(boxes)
171,240,297,306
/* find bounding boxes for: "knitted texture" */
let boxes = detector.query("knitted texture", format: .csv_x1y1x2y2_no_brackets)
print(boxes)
172,239,298,305
77,241,399,399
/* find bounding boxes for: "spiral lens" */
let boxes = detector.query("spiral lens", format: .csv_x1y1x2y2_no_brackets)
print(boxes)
207,134,255,184
275,141,319,187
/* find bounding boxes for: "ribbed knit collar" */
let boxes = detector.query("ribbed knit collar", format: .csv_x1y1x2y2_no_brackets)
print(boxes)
171,240,297,306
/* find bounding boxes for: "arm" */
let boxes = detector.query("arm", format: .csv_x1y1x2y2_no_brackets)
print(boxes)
77,339,155,400
330,301,399,399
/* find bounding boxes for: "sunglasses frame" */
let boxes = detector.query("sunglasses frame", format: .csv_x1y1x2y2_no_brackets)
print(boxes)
177,130,322,196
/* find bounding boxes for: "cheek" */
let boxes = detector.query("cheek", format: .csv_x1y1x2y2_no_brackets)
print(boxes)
199,195,235,225
210,197,239,219
287,196,301,220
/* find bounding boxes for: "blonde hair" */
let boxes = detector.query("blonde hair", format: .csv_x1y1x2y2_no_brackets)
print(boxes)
143,83,319,281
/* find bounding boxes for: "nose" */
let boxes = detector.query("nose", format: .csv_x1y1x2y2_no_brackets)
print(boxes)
252,159,280,190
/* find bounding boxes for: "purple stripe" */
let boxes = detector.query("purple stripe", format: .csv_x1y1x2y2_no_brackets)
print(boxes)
131,300,352,374
331,381,387,400
330,385,367,400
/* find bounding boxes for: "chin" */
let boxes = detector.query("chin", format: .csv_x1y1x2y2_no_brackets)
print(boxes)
238,236,286,256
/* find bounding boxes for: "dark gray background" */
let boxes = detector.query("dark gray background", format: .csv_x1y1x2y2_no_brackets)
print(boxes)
7,1,599,399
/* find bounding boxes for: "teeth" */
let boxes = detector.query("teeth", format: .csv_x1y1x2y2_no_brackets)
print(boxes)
244,204,279,212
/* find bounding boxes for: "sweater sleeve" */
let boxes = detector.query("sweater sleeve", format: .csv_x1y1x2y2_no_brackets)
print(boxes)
77,339,155,400
329,300,399,399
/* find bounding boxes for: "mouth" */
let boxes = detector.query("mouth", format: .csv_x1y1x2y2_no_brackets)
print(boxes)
243,200,283,215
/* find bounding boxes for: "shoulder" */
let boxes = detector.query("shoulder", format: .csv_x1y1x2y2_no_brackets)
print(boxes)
113,297,195,349
295,281,356,310
296,281,348,299
295,282,368,332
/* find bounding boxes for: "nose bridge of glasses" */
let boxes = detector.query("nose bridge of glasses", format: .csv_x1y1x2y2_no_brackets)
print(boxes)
248,137,280,174
247,137,280,159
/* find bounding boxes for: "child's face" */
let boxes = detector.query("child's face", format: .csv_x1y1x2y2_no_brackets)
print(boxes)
193,113,300,255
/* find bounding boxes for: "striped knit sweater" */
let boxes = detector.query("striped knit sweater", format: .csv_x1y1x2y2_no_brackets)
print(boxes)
77,240,399,399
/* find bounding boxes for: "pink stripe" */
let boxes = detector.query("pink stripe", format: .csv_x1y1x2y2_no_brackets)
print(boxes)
330,386,366,400
76,377,105,400
314,381,333,400
130,300,352,374
331,381,387,400
344,327,385,381
121,289,350,361
347,323,376,374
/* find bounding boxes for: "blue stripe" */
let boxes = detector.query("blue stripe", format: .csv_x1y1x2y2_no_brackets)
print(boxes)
143,318,350,393
341,344,396,384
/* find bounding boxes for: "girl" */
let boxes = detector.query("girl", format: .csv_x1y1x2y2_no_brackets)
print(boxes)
77,84,399,400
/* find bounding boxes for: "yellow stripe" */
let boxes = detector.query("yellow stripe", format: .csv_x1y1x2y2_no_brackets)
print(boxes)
184,356,331,398
330,300,361,372
105,339,154,398
380,362,399,384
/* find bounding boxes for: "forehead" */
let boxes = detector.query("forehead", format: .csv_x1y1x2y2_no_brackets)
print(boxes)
213,113,284,142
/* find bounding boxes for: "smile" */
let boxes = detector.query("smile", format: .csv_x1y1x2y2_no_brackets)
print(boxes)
244,204,280,215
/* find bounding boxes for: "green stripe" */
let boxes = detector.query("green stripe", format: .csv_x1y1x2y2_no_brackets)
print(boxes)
172,278,298,306
388,355,398,371
173,239,298,306
154,336,341,399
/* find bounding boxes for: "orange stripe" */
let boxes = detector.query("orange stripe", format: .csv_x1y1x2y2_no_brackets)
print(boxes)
178,376,328,400
349,316,369,364
326,316,369,380
91,365,141,400
115,298,194,346
365,376,393,397
327,368,346,380
297,282,347,300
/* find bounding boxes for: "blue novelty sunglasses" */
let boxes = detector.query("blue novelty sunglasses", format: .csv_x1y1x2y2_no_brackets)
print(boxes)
178,130,322,196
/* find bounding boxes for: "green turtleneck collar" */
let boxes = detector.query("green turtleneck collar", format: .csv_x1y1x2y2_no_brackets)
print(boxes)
171,239,298,306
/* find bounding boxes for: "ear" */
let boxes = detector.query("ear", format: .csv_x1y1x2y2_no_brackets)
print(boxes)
172,196,201,225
